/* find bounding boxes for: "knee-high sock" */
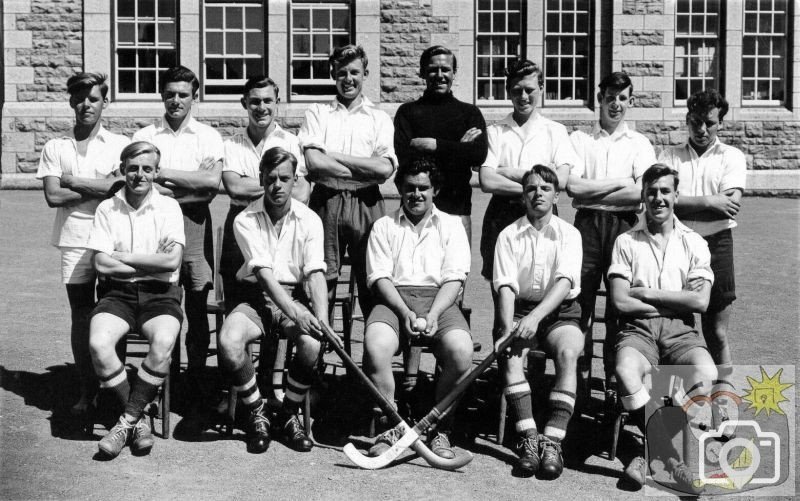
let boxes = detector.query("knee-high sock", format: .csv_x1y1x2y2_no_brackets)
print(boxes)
282,358,314,416
544,389,575,442
99,364,130,408
231,356,262,413
505,380,537,438
124,363,166,421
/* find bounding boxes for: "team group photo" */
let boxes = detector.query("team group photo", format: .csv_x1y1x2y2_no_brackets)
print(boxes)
1,1,797,499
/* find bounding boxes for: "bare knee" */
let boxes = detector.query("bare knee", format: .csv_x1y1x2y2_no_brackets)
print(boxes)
555,347,581,371
148,331,178,367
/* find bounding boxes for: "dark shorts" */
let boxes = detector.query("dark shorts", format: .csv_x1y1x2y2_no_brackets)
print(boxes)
230,283,309,336
703,229,736,312
480,195,526,279
220,205,247,312
616,315,708,367
514,298,583,341
366,286,471,348
93,280,184,332
180,202,214,291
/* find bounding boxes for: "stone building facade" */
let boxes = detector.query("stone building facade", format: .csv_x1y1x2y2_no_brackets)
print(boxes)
2,0,799,192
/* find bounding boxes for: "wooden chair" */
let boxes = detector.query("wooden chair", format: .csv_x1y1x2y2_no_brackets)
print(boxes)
206,226,226,340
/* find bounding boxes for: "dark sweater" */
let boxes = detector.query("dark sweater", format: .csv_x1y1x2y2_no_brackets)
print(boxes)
394,91,488,215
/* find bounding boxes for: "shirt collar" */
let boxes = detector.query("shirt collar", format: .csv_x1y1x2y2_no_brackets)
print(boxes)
114,184,158,212
330,95,375,114
395,204,442,228
64,124,109,143
255,197,300,223
158,114,198,135
592,121,632,140
242,123,287,149
498,112,543,129
684,137,722,157
514,213,559,236
632,214,692,235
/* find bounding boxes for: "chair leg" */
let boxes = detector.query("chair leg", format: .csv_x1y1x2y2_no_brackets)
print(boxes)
272,338,288,402
611,410,628,461
303,392,311,435
162,372,171,439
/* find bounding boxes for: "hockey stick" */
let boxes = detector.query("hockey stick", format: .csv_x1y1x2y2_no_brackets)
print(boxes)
341,328,517,469
318,323,472,470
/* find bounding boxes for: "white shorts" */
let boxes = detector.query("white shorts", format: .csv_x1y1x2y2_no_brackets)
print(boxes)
60,246,96,284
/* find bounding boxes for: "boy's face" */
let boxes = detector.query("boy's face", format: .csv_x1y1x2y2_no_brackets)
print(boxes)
400,171,436,219
422,54,455,95
522,174,558,219
69,85,108,127
508,73,541,117
262,160,296,208
161,81,196,122
242,85,278,130
598,86,632,129
123,152,159,197
643,175,678,225
332,58,367,102
687,107,720,150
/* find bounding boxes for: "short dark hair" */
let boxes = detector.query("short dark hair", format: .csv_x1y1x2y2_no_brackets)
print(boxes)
641,163,679,190
394,156,443,191
687,88,729,121
504,59,543,90
598,71,633,95
419,45,457,73
522,165,560,191
160,65,200,95
329,44,368,72
67,72,109,99
120,141,161,167
259,146,298,184
243,75,279,100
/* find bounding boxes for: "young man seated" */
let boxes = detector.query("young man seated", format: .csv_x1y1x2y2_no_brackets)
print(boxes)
364,157,473,460
87,141,185,459
492,165,584,480
217,147,330,454
609,164,717,493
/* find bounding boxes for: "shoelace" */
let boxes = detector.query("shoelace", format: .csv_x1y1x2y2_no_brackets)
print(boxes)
540,438,562,458
516,436,538,457
430,433,450,449
379,426,403,446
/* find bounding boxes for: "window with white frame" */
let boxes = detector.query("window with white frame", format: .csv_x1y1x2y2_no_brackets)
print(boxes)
475,0,523,101
290,1,352,97
674,0,722,102
203,1,266,97
544,0,591,105
114,0,178,97
742,0,788,105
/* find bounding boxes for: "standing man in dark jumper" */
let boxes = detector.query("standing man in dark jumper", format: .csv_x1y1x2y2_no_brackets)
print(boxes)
394,45,488,244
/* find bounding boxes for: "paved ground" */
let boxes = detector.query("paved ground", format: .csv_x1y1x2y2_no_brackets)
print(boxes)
1,190,798,500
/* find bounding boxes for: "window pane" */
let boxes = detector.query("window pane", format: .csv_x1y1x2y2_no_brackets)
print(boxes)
158,0,175,18
226,59,243,79
139,0,154,18
293,34,309,55
477,81,490,100
139,71,156,93
560,80,572,99
313,34,330,55
246,32,263,56
332,34,349,49
508,12,520,32
292,60,311,79
227,32,243,54
477,57,490,77
138,48,156,67
118,23,136,43
332,9,349,30
547,13,559,32
478,13,491,32
119,70,136,92
758,14,771,33
246,7,263,29
563,14,574,34
207,7,223,29
312,60,328,78
207,58,224,79
742,58,755,77
757,80,770,99
757,58,770,76
158,23,174,45
745,14,757,33
138,23,155,43
743,37,756,55
207,32,223,55
757,38,770,55
294,9,310,30
562,58,573,77
159,49,176,68
492,81,504,100
313,10,329,30
118,50,136,68
675,79,688,100
493,13,504,32
245,60,265,79
227,8,243,29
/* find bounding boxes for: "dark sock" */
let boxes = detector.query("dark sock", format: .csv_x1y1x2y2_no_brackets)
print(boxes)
505,380,537,438
230,357,262,413
124,363,166,420
99,364,130,407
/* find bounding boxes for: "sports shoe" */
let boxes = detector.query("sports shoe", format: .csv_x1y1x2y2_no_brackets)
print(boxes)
369,426,403,457
130,418,154,455
623,456,647,489
427,430,455,460
538,436,564,479
667,458,703,495
512,434,540,477
246,403,271,454
277,414,313,452
98,416,133,458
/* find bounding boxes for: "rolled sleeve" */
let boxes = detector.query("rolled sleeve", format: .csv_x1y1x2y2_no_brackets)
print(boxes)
302,215,327,277
298,104,327,153
686,233,715,284
552,126,580,170
365,219,394,288
36,140,64,179
568,131,586,178
482,126,500,170
162,199,186,248
440,221,470,283
719,148,747,192
633,137,657,180
374,111,399,170
491,230,520,294
608,236,633,282
554,228,582,290
86,203,115,255
234,215,273,274
222,140,246,175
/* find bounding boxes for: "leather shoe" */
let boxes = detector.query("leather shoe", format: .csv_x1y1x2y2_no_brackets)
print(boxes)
246,403,271,454
279,414,313,452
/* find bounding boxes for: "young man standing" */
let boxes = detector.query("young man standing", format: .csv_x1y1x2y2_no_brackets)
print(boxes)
568,72,657,384
658,89,745,400
133,66,224,404
36,72,130,414
492,165,584,480
87,141,185,459
221,75,310,313
364,157,473,460
394,45,488,243
298,45,397,317
609,164,717,492
217,147,330,454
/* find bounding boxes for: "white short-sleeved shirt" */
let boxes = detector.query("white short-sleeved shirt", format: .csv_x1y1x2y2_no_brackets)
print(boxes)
223,125,308,207
233,198,326,284
366,206,471,288
608,216,714,291
492,214,582,302
36,126,130,248
483,113,580,175
298,96,398,191
570,122,657,211
132,115,224,173
657,139,747,236
87,188,186,283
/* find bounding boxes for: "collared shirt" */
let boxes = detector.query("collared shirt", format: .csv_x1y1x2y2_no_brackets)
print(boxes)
132,114,224,173
36,126,130,247
223,124,308,207
87,188,186,283
298,96,398,191
658,139,747,236
492,214,582,302
608,216,713,291
483,112,580,175
233,198,326,284
366,206,470,288
570,121,657,211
